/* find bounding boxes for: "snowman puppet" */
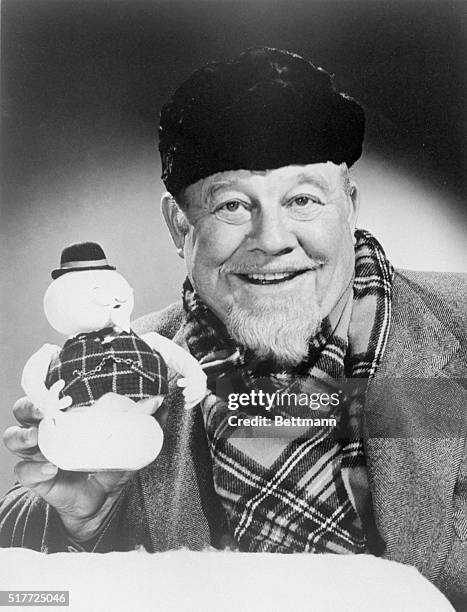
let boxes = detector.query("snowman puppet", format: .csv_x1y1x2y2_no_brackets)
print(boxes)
21,242,207,472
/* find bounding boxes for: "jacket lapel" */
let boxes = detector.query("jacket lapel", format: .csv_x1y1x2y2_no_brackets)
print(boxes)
139,323,226,551
364,272,466,580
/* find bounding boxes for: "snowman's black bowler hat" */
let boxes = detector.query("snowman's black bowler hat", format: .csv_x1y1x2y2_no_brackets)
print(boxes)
51,242,116,279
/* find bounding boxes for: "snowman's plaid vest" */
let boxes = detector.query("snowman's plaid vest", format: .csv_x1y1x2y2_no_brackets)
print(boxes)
45,330,168,408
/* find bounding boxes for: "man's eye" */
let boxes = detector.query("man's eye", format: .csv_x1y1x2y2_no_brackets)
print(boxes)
292,195,322,207
223,201,242,212
214,200,251,224
287,195,323,219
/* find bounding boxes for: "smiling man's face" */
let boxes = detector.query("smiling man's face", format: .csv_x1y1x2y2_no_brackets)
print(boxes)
163,162,359,365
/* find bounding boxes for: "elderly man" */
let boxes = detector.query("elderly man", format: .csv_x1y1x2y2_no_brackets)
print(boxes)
1,48,466,607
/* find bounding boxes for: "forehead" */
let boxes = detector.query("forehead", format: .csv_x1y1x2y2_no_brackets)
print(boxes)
183,163,343,203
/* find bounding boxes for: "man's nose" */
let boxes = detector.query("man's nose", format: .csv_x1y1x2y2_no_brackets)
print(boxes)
248,207,296,255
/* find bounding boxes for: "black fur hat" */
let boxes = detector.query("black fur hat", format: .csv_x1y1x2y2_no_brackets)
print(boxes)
51,242,116,279
159,47,365,196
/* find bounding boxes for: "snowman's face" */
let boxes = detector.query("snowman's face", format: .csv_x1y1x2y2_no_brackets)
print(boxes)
44,270,134,336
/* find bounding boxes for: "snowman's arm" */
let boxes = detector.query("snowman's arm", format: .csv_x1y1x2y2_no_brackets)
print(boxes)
141,332,204,379
141,332,207,408
21,344,72,413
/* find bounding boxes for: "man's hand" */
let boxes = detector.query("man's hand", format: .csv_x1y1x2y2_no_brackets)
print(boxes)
3,397,135,542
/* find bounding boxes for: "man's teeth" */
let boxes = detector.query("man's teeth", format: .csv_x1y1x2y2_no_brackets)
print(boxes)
246,272,298,281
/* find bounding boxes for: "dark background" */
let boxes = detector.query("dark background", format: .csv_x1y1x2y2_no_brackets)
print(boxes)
3,0,466,198
1,0,466,490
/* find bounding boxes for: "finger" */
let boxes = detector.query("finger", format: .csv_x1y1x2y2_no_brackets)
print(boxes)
3,425,37,453
177,378,189,388
14,447,47,461
13,397,43,426
14,460,58,489
3,425,47,461
92,470,134,494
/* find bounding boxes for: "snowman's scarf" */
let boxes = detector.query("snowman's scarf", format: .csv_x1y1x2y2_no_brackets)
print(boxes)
183,229,393,553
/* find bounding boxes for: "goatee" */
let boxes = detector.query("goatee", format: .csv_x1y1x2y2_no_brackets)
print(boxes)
225,296,322,367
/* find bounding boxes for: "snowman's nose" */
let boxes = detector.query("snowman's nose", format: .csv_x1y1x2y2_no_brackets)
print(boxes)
113,298,127,309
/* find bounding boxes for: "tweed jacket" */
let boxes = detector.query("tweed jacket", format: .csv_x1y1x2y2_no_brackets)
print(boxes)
1,270,466,608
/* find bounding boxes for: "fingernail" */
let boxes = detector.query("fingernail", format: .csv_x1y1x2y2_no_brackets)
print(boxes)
41,463,58,475
33,406,43,419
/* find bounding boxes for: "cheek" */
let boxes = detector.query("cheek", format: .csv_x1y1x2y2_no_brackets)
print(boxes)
297,210,355,302
187,219,246,276
297,208,349,260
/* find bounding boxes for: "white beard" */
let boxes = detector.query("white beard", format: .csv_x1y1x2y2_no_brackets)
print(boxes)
225,295,322,366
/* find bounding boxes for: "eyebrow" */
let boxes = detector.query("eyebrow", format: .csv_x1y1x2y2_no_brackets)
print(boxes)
291,173,330,193
204,180,237,202
203,171,331,203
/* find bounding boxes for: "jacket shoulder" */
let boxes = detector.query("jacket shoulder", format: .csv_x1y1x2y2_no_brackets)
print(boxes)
132,302,184,340
395,269,466,301
393,269,466,334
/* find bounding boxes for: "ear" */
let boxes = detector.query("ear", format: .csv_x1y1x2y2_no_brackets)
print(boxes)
347,180,360,231
161,192,188,259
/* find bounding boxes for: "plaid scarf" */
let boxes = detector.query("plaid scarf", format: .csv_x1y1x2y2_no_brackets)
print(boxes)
183,229,393,553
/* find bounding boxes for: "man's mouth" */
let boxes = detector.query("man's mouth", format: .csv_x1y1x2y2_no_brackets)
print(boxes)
236,269,309,285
